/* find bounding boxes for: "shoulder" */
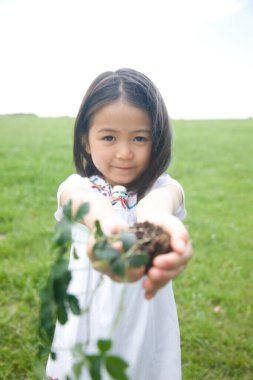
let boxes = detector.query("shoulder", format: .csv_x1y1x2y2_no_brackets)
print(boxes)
146,173,187,220
54,174,93,221
58,174,91,192
148,173,184,192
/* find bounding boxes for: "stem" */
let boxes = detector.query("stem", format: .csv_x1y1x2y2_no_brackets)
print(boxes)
82,274,104,347
110,284,127,336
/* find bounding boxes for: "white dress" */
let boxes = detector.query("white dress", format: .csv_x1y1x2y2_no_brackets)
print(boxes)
46,174,186,380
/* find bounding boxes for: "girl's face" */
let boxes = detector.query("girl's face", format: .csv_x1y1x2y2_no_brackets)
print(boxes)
85,99,152,187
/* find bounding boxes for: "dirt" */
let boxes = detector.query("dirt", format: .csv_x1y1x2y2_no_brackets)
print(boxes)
130,221,172,272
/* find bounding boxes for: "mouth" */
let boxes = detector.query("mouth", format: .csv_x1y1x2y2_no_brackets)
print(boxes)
114,166,133,170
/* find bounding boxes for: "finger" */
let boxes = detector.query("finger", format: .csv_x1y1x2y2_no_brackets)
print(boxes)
112,241,124,252
161,216,189,253
101,219,129,236
144,290,157,300
128,266,146,282
153,241,193,269
142,270,167,292
146,267,169,284
87,235,96,260
143,265,185,291
110,224,128,235
170,229,189,254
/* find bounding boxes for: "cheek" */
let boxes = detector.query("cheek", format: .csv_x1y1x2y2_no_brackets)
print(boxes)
144,145,152,162
138,147,152,170
91,150,109,167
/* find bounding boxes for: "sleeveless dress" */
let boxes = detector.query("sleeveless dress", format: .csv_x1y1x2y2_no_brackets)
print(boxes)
46,174,186,380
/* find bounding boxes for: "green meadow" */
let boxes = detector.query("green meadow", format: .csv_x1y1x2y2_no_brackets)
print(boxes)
0,115,252,379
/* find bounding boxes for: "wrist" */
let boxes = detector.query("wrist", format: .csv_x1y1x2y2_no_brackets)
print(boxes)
136,209,172,224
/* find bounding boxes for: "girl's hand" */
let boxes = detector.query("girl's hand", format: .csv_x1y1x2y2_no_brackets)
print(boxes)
141,213,193,300
87,217,145,282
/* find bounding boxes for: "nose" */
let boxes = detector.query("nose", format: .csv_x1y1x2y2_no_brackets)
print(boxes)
115,143,133,160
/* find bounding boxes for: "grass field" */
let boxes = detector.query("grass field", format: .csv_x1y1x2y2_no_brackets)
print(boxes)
0,115,252,379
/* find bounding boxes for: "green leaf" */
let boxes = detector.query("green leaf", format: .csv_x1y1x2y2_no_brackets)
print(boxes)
39,300,55,338
63,200,73,221
51,258,69,279
105,355,129,380
75,202,90,221
127,253,148,267
54,220,72,246
94,243,120,261
57,302,68,324
39,300,53,325
120,231,137,251
67,294,81,315
73,360,85,378
50,351,57,360
39,287,50,302
52,271,71,303
37,343,51,359
94,237,107,251
86,354,102,380
110,257,126,277
73,247,79,259
95,220,105,239
97,339,112,353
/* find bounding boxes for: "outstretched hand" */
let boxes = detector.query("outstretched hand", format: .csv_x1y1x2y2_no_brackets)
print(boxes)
141,213,193,300
87,213,192,296
87,217,145,282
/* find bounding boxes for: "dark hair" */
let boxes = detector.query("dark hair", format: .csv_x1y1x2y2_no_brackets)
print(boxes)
73,68,172,198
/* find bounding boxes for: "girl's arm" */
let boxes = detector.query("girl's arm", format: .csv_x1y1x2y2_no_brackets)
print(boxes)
60,187,145,282
136,185,183,218
136,185,193,300
60,187,122,233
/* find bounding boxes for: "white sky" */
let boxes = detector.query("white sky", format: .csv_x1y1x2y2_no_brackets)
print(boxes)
0,0,252,119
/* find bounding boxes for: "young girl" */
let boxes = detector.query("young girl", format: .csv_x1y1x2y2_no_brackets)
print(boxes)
46,68,193,380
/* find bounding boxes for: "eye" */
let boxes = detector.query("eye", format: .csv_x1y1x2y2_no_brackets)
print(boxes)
102,135,115,142
134,136,147,142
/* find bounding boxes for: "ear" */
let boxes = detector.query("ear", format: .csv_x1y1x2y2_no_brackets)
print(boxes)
85,141,91,154
82,135,91,154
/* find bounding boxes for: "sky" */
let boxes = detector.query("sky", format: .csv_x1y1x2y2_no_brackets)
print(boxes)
0,0,252,119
